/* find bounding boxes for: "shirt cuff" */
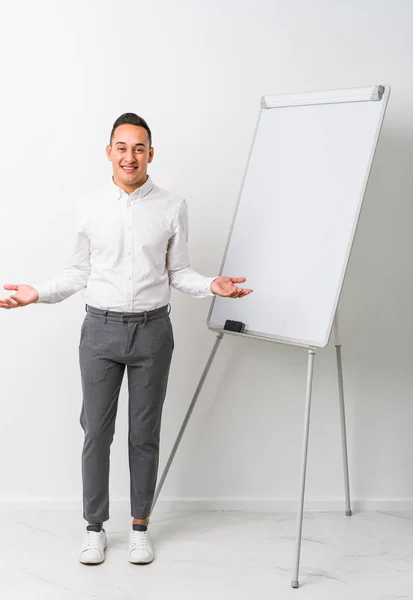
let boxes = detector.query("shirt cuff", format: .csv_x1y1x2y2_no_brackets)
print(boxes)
32,283,51,303
205,276,218,296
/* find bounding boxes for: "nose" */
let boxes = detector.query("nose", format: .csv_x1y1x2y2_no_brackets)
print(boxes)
124,149,136,164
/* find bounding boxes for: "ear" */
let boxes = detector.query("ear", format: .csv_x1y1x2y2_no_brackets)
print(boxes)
148,147,155,164
106,144,112,161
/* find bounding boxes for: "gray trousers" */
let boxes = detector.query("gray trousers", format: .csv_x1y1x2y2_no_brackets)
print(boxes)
79,304,174,522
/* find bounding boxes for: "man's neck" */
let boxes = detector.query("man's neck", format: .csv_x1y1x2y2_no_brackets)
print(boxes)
113,175,148,194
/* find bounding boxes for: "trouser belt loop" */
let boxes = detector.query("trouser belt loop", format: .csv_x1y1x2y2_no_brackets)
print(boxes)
143,311,148,327
167,303,171,315
104,310,108,324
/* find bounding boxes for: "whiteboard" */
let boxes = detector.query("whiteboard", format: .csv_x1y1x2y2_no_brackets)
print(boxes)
208,86,390,348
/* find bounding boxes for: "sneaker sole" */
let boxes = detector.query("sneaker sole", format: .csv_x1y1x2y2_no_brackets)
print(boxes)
128,557,154,565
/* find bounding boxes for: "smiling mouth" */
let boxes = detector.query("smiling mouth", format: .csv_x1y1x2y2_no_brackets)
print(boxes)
122,166,138,174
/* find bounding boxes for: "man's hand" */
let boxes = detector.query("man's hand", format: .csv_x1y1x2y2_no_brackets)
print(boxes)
210,276,253,298
0,284,39,309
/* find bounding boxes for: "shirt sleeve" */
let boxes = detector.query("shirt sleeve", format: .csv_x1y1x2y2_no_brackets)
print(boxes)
33,199,91,304
167,200,217,297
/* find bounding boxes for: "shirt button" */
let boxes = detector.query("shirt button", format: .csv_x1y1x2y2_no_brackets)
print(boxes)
128,276,131,280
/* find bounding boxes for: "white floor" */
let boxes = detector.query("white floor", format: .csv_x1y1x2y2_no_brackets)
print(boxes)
0,508,412,600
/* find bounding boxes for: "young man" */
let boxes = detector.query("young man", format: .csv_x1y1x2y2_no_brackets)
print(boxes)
0,113,252,565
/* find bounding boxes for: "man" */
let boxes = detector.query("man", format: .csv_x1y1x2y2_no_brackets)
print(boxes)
0,113,252,565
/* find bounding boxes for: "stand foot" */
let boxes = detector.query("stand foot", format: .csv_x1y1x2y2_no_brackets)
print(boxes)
346,510,352,517
291,580,299,589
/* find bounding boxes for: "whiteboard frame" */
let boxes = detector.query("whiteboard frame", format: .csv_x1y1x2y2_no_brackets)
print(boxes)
207,85,391,348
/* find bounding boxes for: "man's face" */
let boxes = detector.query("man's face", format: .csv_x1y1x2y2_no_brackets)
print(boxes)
106,124,154,192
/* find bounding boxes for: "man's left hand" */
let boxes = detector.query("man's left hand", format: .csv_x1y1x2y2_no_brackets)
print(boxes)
210,276,253,298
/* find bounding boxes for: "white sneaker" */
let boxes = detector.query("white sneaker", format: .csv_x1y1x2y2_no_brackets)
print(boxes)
129,528,154,564
79,526,107,564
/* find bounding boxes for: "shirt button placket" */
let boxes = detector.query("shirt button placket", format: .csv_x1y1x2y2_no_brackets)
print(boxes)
127,200,134,310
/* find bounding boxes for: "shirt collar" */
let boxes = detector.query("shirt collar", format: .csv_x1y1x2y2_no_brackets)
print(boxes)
110,175,154,201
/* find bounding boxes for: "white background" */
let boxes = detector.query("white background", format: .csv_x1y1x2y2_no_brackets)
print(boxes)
0,0,412,512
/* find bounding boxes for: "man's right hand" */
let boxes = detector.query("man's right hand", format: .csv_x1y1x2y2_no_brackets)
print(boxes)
0,284,39,309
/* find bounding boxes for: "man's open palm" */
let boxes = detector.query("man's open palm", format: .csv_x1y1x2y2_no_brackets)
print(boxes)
210,277,253,298
0,284,39,309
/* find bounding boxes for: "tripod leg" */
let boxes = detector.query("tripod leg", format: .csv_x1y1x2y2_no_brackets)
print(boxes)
334,315,352,517
149,333,224,517
291,346,316,589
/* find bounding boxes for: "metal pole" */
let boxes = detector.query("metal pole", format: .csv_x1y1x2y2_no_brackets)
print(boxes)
334,315,352,517
149,332,224,517
291,346,316,589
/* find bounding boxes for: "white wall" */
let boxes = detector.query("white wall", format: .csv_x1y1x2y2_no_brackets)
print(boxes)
0,0,412,512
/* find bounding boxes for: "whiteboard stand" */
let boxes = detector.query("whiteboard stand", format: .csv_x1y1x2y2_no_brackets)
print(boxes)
150,310,352,590
151,84,390,588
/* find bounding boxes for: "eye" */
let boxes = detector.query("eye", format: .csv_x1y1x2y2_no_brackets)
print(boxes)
136,148,144,153
118,147,126,151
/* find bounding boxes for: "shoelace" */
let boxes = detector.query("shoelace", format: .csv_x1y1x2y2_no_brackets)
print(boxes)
131,530,149,550
84,531,102,550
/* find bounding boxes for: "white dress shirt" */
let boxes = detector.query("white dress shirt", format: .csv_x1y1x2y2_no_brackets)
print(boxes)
34,177,216,312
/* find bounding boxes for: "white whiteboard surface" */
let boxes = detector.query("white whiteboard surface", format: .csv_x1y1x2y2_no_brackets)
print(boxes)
208,86,390,348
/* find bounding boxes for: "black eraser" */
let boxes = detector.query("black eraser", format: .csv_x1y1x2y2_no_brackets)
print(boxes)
223,319,245,333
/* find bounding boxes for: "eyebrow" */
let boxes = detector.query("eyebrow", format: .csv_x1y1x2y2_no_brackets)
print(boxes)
115,141,146,147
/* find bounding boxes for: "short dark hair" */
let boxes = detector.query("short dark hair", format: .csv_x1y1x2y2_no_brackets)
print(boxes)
110,113,152,147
